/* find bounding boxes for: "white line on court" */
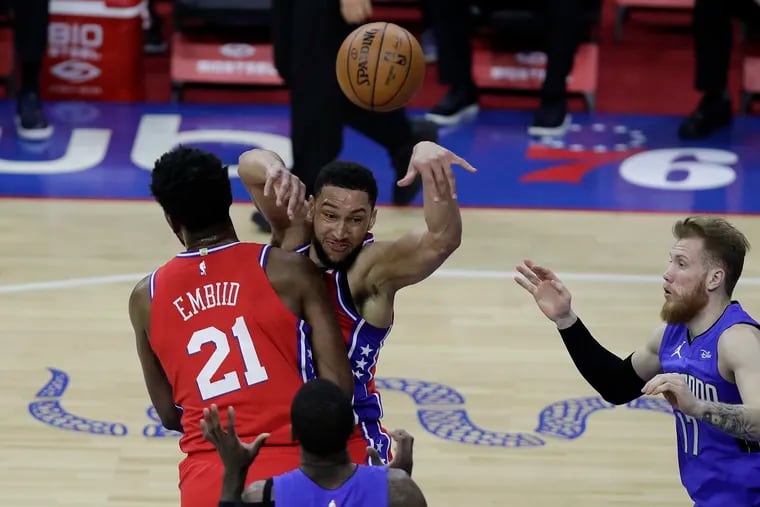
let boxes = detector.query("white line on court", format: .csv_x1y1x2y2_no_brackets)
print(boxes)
0,273,147,294
1,269,760,295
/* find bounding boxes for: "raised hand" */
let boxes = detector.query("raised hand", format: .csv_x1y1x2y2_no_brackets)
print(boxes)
397,141,477,202
257,151,306,220
367,428,415,476
340,0,372,24
514,260,574,325
200,404,270,471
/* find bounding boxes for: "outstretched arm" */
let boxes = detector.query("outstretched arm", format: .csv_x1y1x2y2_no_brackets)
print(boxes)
237,148,311,249
364,142,475,293
129,276,182,432
558,315,664,404
514,260,663,405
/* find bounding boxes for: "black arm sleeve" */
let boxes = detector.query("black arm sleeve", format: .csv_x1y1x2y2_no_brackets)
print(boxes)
218,502,273,507
220,478,275,507
557,318,647,405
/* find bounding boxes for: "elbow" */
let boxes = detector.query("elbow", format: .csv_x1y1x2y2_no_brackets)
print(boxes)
431,230,462,258
596,384,641,405
236,151,263,184
237,149,256,167
163,419,183,433
236,152,251,178
600,392,635,406
158,408,183,432
445,233,462,254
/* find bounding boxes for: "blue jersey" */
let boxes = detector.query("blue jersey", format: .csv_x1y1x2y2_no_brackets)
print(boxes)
295,234,394,462
273,465,389,507
659,301,760,506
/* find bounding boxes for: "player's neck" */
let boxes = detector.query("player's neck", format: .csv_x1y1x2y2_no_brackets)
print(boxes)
182,223,238,252
299,450,356,487
688,296,731,338
308,247,326,269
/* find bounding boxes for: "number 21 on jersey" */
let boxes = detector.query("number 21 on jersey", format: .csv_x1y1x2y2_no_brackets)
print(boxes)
187,316,269,400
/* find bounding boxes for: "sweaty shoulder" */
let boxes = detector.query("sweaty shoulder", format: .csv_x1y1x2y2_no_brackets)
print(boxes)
388,468,427,507
263,246,322,316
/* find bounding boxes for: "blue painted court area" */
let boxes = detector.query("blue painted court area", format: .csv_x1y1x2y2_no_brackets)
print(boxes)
0,99,759,213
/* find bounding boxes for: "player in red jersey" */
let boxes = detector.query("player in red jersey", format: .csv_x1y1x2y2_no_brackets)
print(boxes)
128,146,353,507
237,141,475,464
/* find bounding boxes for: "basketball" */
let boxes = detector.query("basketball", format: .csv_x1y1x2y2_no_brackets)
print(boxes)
336,22,426,113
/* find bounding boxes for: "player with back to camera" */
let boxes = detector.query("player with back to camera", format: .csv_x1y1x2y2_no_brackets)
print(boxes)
202,378,427,507
514,216,760,506
236,140,476,465
128,146,354,507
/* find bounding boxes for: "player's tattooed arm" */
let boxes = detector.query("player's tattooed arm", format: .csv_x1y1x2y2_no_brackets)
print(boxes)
698,403,760,440
699,324,760,441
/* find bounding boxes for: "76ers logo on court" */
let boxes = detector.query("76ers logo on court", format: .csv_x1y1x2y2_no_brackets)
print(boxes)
523,122,738,191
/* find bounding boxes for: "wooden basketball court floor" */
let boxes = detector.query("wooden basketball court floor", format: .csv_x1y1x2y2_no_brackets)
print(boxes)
2,198,759,507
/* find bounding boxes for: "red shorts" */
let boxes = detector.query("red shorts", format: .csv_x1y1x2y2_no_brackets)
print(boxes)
178,445,301,507
177,424,393,507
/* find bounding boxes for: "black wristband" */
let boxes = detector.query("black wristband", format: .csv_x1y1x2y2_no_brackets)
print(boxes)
558,317,646,405
218,502,270,507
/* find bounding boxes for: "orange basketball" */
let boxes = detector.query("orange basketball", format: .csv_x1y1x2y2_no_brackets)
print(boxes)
336,22,425,113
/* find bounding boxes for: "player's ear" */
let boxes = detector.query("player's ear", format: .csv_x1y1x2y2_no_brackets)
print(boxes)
368,207,377,230
164,213,184,245
706,267,724,292
306,196,315,222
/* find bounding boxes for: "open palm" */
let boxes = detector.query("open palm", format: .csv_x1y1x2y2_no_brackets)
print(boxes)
200,405,269,471
514,260,572,322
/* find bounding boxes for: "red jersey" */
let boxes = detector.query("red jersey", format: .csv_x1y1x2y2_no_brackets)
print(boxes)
294,234,394,463
148,241,311,456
